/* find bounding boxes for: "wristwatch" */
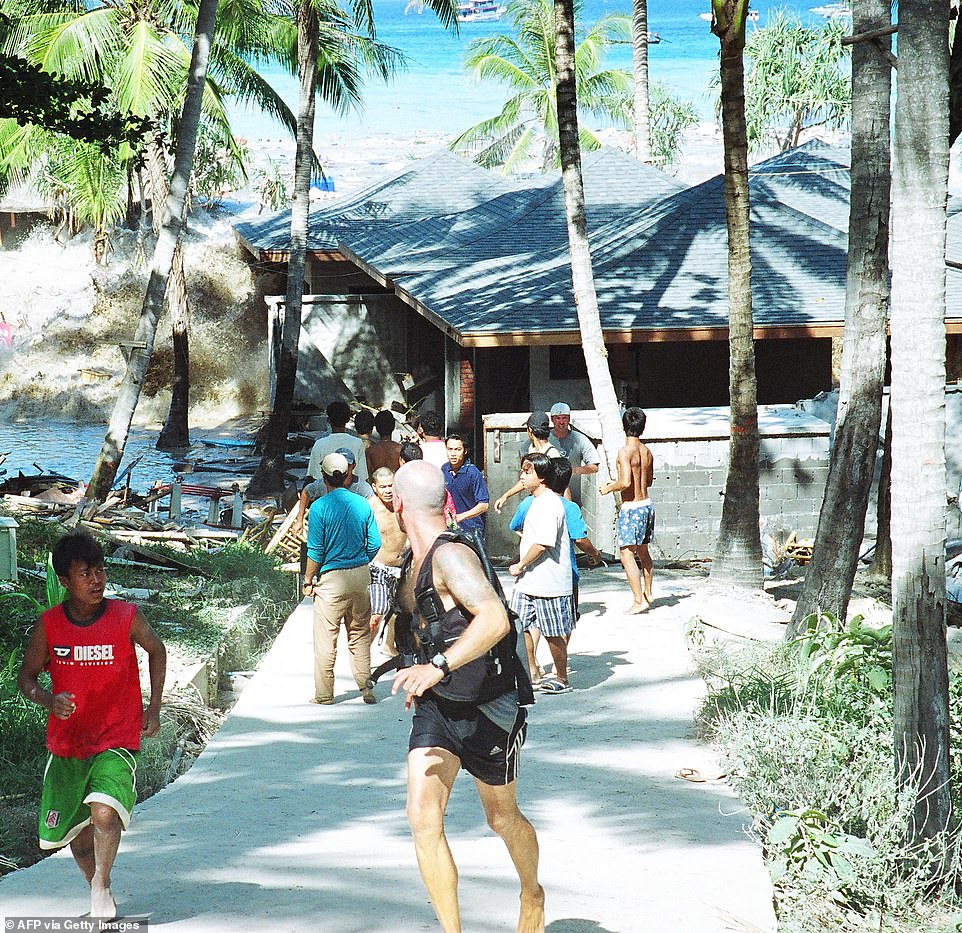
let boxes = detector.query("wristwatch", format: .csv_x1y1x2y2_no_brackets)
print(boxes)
430,652,451,677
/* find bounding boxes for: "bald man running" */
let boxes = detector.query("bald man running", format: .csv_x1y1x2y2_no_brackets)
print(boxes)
392,460,544,933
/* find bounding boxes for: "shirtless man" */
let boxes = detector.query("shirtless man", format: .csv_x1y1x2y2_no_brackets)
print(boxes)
368,467,407,654
391,461,544,933
600,407,655,614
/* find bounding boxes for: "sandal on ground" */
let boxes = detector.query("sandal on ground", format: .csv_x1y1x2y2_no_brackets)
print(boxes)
673,767,727,783
539,677,572,694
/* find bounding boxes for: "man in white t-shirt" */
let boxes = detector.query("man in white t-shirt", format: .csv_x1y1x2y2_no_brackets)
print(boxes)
416,410,448,468
307,400,368,482
508,451,574,694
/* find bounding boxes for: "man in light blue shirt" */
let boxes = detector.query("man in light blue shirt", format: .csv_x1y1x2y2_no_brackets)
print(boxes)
304,452,381,705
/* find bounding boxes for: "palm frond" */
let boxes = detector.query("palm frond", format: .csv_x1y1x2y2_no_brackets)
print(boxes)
27,7,122,84
116,19,184,118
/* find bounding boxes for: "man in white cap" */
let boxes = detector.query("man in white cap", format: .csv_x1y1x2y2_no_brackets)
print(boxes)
548,402,599,503
303,452,381,705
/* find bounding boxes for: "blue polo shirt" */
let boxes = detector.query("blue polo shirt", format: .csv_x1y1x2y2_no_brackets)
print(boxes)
510,494,587,581
441,460,489,532
307,487,380,573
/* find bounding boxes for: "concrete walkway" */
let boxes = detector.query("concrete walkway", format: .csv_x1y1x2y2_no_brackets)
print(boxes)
1,567,777,933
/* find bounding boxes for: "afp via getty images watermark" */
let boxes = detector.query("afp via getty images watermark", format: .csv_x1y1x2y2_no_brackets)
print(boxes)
5,920,148,932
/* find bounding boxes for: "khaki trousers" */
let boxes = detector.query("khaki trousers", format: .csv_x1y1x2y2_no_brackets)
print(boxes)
312,564,372,702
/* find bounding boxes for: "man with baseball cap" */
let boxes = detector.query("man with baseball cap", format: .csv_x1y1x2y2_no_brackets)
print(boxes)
494,411,562,514
303,452,381,705
548,402,599,503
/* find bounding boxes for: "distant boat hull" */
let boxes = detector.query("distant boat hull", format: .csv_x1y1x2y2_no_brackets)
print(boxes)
200,437,258,449
457,0,505,21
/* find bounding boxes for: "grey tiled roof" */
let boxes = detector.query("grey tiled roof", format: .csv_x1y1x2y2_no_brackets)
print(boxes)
343,146,686,277
370,170,850,337
748,140,851,232
234,140,962,342
234,149,520,254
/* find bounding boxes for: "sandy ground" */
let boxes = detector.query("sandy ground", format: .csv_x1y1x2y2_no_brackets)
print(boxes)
0,566,778,933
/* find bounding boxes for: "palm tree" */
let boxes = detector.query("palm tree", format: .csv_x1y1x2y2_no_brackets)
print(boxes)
787,0,891,636
452,0,694,173
247,0,457,496
552,0,625,471
709,0,763,590
452,0,626,172
631,0,651,162
742,11,850,152
89,0,220,498
246,0,320,498
889,0,953,857
0,0,295,255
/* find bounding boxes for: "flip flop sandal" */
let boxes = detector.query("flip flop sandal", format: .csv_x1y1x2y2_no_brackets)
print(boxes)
539,677,572,694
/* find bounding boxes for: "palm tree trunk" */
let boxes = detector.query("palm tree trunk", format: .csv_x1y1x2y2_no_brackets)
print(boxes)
787,0,891,637
553,0,625,470
88,0,219,499
143,136,193,450
710,0,762,589
890,0,952,856
247,0,318,496
631,0,652,163
157,243,191,449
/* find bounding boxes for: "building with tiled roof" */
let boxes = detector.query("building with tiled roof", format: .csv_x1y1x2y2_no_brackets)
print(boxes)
234,141,962,439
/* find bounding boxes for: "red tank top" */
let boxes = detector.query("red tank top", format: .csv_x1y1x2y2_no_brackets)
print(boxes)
43,600,143,758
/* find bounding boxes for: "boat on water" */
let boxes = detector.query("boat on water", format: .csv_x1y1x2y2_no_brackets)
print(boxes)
699,8,757,22
456,0,505,22
647,31,661,44
811,3,852,18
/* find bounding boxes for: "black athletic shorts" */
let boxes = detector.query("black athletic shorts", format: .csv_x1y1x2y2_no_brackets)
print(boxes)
409,695,527,786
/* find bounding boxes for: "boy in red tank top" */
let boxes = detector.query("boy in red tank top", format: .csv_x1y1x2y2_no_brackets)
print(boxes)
17,532,166,921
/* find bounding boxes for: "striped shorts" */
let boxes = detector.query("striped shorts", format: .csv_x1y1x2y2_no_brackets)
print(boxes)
369,561,402,615
509,590,576,638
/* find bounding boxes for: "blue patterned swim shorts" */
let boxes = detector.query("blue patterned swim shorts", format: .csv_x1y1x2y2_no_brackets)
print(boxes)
616,500,655,548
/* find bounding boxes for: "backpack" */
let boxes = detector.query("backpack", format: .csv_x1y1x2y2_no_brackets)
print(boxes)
373,531,534,706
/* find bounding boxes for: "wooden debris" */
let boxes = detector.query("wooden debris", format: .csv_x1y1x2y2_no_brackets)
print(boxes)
265,503,303,564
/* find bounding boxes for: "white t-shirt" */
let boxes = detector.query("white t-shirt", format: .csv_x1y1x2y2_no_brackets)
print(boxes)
514,490,572,597
526,443,562,459
420,439,449,469
307,432,368,481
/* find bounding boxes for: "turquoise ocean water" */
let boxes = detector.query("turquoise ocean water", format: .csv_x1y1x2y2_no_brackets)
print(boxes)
227,0,831,141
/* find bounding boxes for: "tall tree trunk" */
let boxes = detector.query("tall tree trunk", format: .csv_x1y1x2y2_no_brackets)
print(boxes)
553,0,625,470
868,400,893,581
87,0,219,499
631,0,652,163
145,136,193,450
247,0,318,497
709,0,763,589
157,244,191,448
787,0,892,637
890,0,952,857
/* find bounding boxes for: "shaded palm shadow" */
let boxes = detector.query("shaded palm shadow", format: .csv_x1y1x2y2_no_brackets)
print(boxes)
567,650,631,690
547,920,620,933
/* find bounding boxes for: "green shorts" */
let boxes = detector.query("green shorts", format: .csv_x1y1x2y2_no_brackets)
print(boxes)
39,748,139,850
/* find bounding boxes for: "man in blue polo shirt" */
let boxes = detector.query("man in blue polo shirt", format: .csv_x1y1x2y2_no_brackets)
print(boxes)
442,433,490,549
304,452,381,705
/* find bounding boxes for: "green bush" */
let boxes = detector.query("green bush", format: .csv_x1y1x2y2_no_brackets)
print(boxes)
697,612,962,932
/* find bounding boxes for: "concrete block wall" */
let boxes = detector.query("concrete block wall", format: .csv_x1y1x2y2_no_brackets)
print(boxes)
483,406,831,563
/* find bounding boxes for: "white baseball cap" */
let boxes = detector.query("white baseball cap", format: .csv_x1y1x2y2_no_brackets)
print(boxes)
321,452,350,477
549,402,571,417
